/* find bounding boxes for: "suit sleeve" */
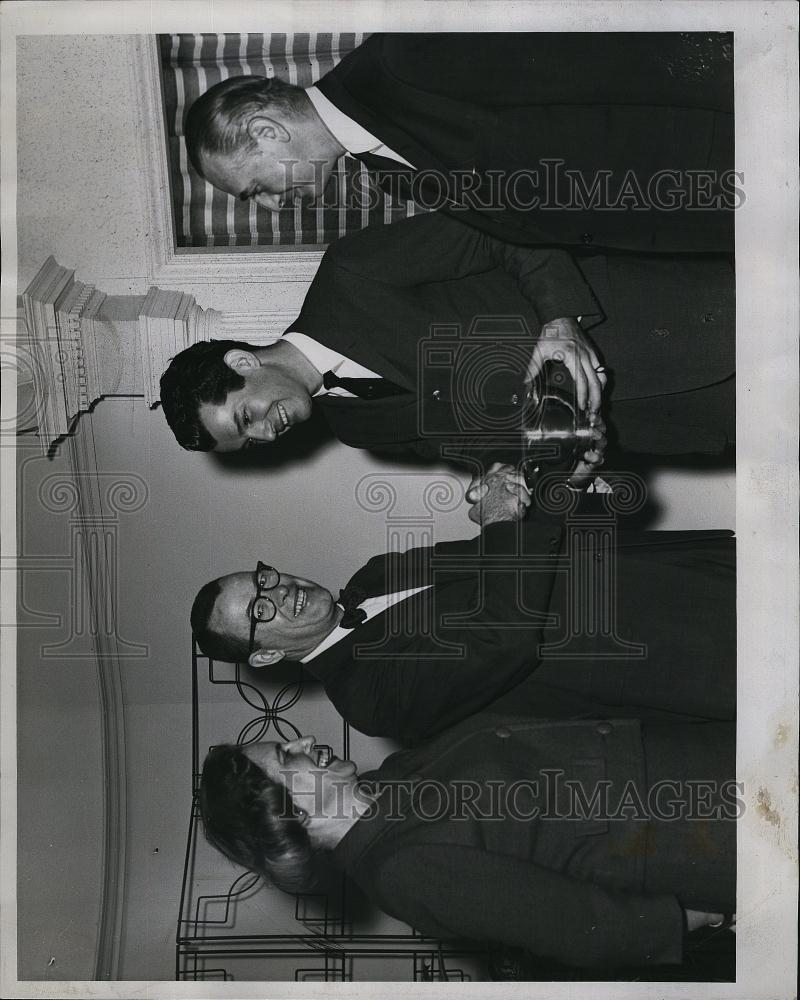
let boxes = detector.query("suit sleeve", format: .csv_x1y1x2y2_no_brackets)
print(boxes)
368,844,685,969
351,519,564,590
331,213,602,326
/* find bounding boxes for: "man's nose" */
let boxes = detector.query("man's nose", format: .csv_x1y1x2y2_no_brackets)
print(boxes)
253,192,283,213
248,419,276,443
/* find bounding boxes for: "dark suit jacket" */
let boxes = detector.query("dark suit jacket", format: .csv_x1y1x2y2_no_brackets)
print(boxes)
318,33,735,251
304,523,735,741
331,712,735,969
289,211,734,461
305,517,564,742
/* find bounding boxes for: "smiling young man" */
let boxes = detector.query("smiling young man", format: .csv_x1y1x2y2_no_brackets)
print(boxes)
188,338,323,452
160,211,734,470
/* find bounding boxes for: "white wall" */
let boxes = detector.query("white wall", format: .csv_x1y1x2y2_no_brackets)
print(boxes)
15,433,105,981
15,33,735,982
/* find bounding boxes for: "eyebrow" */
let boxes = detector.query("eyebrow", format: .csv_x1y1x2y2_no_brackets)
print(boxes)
233,408,246,437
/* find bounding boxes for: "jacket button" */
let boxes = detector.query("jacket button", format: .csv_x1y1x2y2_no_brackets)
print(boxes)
581,232,594,246
432,389,441,400
651,327,670,338
495,726,512,739
703,312,715,323
511,393,519,405
596,722,613,736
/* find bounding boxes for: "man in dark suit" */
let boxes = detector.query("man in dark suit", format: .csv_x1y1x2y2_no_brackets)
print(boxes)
190,465,735,742
160,211,734,478
185,32,737,252
200,716,736,973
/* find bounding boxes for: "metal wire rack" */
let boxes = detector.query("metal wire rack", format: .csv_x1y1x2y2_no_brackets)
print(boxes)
175,644,488,981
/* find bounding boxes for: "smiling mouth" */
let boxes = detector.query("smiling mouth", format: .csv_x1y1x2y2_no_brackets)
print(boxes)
293,586,306,617
276,403,290,435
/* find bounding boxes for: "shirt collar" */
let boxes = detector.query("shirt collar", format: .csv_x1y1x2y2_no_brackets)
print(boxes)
281,330,344,397
306,84,385,156
301,614,351,662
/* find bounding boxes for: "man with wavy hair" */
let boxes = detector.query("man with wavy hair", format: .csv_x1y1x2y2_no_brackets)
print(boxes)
160,212,734,483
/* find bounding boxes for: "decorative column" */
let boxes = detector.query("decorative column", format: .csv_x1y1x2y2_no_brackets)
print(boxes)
21,257,284,451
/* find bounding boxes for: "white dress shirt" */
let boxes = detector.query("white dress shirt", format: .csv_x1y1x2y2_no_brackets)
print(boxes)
282,330,383,398
306,85,415,168
301,584,432,662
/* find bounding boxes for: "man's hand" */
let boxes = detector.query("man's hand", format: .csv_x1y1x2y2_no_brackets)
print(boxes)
526,317,607,416
566,417,608,491
466,418,608,503
467,463,531,526
685,909,732,933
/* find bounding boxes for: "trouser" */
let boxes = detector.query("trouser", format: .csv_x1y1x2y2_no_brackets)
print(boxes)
533,532,736,720
641,721,736,912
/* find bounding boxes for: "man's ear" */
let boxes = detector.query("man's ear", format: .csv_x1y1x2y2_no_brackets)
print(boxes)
223,348,261,373
247,115,291,145
249,648,285,669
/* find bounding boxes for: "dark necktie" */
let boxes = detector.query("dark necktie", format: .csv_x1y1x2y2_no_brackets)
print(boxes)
337,585,368,629
358,150,415,174
358,151,462,209
322,370,405,400
358,151,419,204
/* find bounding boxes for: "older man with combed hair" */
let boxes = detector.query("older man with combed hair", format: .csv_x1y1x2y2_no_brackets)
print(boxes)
184,32,735,252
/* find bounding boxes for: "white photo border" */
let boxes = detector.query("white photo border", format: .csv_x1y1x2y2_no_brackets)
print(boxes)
1,1,797,998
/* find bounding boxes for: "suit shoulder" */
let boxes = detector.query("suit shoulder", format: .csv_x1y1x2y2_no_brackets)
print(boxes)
323,212,463,272
349,545,432,592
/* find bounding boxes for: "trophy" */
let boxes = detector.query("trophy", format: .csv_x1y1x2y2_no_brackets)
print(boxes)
520,361,598,489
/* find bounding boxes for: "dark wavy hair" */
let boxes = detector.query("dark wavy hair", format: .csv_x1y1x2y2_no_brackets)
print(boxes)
190,577,250,663
159,339,257,451
185,75,307,176
199,743,316,892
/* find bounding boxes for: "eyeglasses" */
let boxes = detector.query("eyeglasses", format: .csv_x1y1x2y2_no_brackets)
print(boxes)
248,561,281,656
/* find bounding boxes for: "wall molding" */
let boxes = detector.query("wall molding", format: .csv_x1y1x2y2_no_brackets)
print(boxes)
65,423,129,981
21,258,288,450
127,35,324,288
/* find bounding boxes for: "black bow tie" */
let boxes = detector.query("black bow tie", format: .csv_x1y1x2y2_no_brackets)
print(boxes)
337,585,368,629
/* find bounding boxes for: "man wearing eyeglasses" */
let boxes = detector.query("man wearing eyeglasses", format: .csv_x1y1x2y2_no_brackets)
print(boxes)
190,466,735,744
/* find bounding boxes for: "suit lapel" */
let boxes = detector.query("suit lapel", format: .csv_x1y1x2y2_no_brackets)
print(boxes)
316,393,421,448
318,43,481,193
346,552,394,597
